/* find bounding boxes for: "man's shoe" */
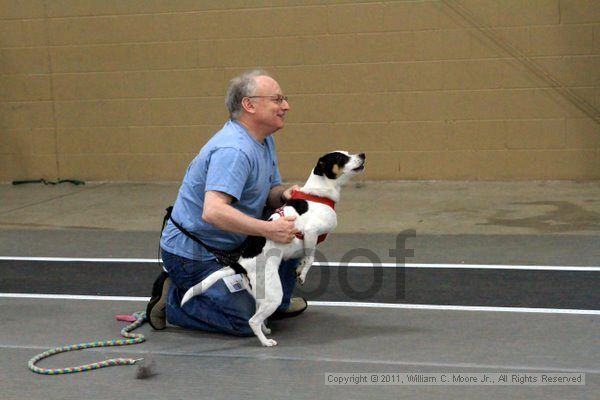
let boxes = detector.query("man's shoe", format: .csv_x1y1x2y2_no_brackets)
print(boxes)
146,271,171,330
270,297,307,321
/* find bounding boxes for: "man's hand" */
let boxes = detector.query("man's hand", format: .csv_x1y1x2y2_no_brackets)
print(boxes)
264,215,299,244
281,185,301,203
203,190,300,244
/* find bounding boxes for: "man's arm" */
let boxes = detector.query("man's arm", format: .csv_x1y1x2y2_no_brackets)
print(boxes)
203,190,298,244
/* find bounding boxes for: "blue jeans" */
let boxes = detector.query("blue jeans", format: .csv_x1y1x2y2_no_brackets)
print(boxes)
161,249,299,336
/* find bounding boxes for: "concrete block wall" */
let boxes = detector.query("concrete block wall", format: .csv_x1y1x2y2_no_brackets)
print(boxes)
1,0,599,182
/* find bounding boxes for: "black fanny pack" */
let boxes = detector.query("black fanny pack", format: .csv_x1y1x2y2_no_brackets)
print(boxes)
162,206,247,275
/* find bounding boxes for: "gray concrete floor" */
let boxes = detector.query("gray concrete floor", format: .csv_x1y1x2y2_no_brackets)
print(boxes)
2,298,598,400
0,181,598,399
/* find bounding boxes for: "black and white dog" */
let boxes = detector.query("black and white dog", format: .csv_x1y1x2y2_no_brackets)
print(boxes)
181,151,366,346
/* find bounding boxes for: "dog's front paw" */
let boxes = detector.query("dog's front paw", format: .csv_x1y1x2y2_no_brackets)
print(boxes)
298,270,309,285
295,259,311,285
295,270,305,285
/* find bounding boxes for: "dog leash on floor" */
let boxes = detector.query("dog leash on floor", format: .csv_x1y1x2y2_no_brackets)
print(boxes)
28,311,147,375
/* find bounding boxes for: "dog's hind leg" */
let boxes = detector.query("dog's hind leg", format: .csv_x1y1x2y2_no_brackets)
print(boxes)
261,322,271,335
248,257,283,346
249,299,280,346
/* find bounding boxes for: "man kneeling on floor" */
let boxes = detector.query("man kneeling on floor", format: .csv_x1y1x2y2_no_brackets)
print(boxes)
146,69,307,335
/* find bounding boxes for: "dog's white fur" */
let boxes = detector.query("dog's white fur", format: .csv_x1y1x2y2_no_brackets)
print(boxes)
180,151,365,346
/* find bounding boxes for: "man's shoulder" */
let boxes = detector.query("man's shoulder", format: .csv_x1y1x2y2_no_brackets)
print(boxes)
196,124,240,158
206,121,250,150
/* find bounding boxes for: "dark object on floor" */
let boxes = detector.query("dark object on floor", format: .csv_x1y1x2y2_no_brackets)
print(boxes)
135,356,157,379
12,179,85,186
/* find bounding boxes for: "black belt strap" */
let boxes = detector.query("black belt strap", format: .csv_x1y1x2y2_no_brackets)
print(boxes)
163,206,247,275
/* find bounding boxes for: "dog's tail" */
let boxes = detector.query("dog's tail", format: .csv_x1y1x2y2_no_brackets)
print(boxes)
180,266,236,306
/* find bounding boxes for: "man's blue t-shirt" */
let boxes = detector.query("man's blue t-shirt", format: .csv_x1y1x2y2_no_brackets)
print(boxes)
160,120,282,261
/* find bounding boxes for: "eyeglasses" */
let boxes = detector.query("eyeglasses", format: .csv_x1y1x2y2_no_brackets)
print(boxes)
246,95,289,105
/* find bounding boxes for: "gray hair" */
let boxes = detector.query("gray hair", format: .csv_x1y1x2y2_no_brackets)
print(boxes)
225,69,271,119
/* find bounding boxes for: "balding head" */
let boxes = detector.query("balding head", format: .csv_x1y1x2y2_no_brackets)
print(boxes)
225,69,271,119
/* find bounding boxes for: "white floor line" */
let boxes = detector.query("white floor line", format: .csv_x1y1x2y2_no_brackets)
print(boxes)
3,343,598,374
308,301,600,315
1,293,598,315
1,256,599,271
0,256,154,263
0,293,149,302
319,262,600,271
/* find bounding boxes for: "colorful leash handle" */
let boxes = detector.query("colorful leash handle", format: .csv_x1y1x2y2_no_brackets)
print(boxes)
28,311,147,375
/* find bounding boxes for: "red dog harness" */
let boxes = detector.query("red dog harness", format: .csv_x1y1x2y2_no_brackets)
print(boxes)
275,190,336,244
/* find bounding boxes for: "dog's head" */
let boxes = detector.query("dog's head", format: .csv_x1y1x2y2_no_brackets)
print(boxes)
313,151,366,185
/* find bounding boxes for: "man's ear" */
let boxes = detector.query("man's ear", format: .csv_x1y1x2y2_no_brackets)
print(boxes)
241,97,255,114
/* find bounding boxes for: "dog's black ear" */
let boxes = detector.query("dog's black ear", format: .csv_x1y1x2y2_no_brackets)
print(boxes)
313,158,326,176
314,153,349,179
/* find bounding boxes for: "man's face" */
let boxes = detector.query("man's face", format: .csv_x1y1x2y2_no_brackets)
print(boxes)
250,76,290,134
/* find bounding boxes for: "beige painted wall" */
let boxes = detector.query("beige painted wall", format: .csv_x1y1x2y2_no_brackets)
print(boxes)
1,0,599,182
